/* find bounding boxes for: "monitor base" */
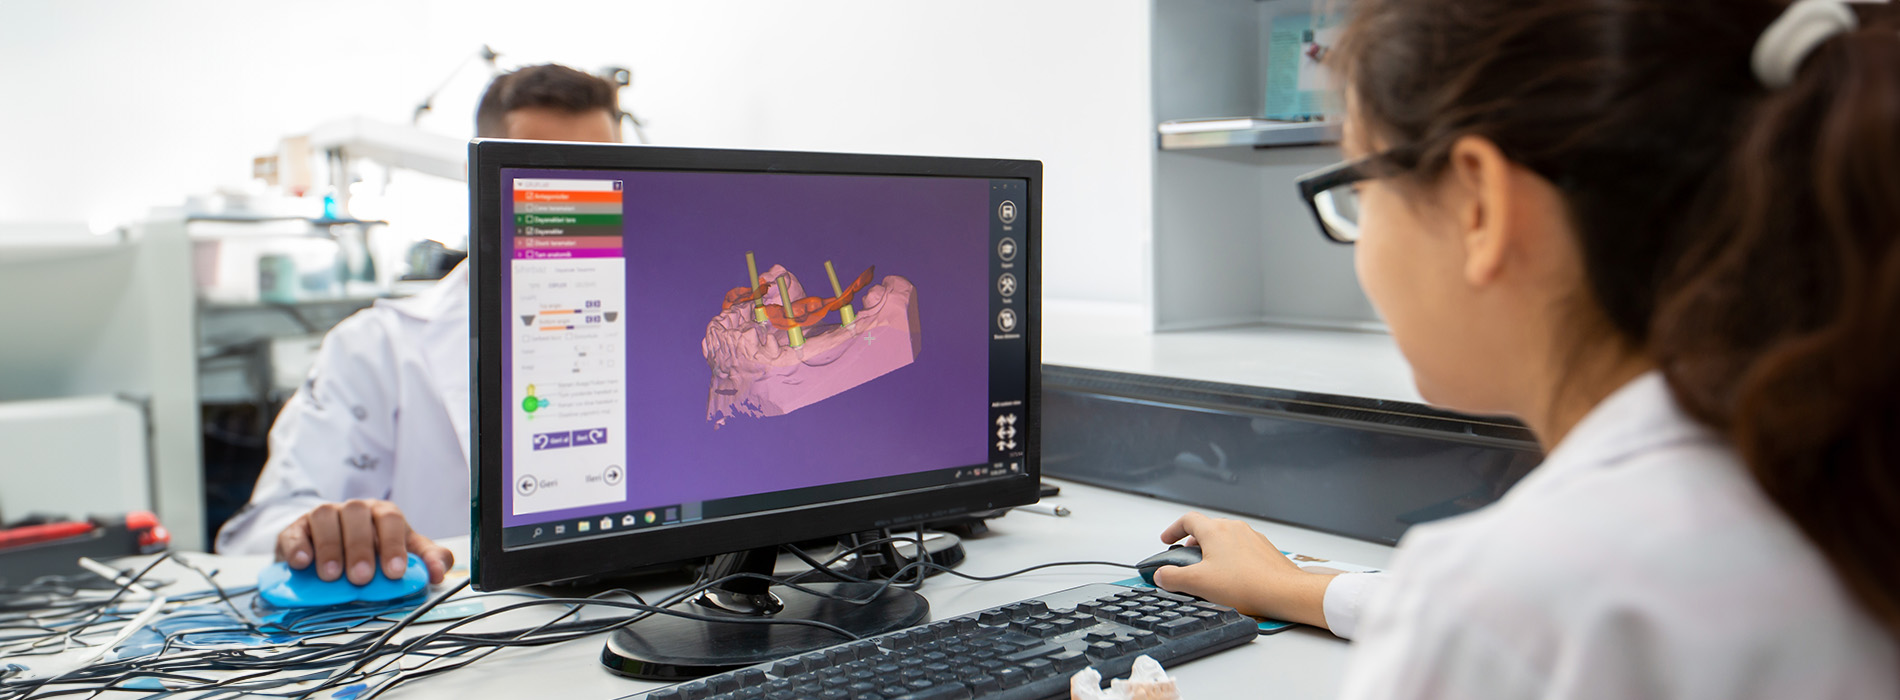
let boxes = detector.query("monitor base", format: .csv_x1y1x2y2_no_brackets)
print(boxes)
599,581,928,681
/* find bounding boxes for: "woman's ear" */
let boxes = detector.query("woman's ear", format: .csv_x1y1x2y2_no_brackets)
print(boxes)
1444,135,1516,287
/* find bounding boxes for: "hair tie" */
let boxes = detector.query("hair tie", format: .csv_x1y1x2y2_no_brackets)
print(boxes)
1752,0,1861,88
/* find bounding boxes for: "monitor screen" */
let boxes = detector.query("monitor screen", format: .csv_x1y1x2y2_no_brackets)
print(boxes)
470,143,1039,590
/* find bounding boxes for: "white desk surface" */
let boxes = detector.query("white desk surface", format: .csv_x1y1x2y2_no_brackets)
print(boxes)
42,479,1392,699
1042,300,1425,405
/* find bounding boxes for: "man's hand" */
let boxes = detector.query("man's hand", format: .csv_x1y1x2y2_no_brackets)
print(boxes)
276,499,453,585
1153,512,1334,629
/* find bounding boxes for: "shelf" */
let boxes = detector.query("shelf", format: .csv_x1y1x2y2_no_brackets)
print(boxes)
1157,121,1338,151
186,215,388,226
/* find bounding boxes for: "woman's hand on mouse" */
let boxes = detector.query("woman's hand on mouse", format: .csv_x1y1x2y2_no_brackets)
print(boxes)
276,499,454,585
1154,512,1334,629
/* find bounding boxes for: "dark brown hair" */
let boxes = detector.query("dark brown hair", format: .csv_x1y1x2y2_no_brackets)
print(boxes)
475,64,619,138
1334,0,1900,634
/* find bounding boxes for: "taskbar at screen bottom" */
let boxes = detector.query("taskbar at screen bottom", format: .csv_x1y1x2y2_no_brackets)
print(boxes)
499,460,1027,550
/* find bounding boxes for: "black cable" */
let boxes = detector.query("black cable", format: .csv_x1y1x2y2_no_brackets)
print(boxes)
0,559,173,659
1,541,1138,700
337,561,920,700
169,555,257,636
344,554,1137,698
2,554,177,699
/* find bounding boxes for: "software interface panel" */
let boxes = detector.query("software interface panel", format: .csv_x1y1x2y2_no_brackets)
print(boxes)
498,168,1029,547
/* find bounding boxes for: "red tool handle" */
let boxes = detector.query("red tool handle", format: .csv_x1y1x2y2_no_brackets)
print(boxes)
0,521,95,550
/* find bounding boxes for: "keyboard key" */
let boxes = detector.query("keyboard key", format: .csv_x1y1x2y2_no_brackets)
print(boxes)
709,675,741,693
1048,650,1090,673
771,658,805,676
1019,659,1055,679
993,667,1027,688
890,683,973,700
966,675,999,694
1158,616,1207,635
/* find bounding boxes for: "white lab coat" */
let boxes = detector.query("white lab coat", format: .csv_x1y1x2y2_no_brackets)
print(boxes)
215,262,472,555
1322,373,1897,698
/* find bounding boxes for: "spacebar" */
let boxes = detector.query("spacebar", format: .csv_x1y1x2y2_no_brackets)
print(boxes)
890,683,973,700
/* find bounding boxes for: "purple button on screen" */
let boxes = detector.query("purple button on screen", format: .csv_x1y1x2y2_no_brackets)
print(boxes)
533,431,573,451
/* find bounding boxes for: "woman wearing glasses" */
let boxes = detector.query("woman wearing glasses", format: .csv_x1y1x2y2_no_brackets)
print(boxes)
1151,0,1899,696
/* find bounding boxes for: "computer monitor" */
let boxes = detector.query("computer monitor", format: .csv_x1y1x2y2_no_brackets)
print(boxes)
467,140,1041,678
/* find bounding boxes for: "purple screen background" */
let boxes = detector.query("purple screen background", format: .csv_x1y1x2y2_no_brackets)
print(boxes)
500,168,994,527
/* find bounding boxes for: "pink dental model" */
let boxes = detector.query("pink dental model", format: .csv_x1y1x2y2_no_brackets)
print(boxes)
703,252,922,427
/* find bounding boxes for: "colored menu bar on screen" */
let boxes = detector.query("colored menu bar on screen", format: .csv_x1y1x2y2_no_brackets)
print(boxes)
511,178,624,259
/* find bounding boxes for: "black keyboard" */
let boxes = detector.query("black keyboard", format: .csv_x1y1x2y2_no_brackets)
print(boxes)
640,583,1256,700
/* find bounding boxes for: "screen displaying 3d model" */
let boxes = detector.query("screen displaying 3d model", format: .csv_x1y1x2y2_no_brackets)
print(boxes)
498,168,999,528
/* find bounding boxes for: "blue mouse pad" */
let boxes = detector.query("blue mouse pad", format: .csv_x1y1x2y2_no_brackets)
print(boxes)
256,553,429,608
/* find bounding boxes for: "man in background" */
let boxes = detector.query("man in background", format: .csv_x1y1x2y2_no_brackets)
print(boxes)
216,65,621,587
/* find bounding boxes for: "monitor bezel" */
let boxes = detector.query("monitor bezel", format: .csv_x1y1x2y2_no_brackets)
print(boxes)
468,139,1043,591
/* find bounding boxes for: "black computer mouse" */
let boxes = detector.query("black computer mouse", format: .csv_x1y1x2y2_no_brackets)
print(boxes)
1136,545,1203,586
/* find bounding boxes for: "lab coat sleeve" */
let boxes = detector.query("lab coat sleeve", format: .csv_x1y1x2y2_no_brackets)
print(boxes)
213,311,402,555
1321,571,1387,640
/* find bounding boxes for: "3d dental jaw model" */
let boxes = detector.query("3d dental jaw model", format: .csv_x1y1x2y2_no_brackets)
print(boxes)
702,251,922,427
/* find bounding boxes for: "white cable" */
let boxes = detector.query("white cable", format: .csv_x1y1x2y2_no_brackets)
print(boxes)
1752,0,1861,88
28,558,170,687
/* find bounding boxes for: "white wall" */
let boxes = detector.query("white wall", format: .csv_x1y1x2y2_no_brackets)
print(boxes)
0,0,1153,304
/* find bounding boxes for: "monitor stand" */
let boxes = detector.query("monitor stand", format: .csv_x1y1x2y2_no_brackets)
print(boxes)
600,545,929,680
818,530,966,583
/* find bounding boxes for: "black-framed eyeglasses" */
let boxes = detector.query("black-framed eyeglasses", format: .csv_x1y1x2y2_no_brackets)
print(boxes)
1296,155,1379,245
